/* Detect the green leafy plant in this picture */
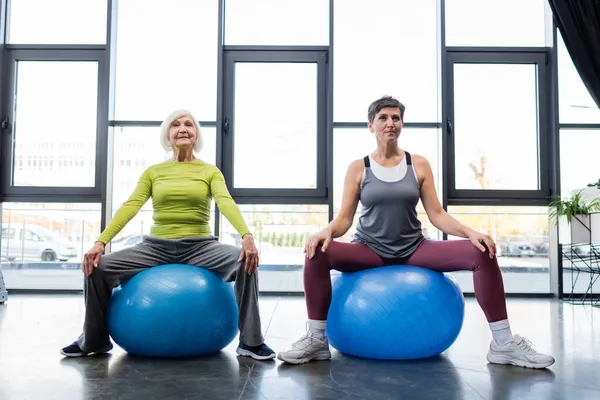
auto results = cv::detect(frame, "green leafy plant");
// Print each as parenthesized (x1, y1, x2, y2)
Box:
(549, 190, 600, 226)
(587, 178, 600, 189)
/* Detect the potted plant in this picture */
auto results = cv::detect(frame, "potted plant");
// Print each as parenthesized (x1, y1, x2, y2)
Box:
(550, 190, 600, 244)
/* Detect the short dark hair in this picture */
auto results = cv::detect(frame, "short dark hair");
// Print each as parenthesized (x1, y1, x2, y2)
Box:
(367, 96, 406, 123)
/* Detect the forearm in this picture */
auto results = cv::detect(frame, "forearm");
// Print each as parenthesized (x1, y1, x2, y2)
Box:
(326, 216, 353, 239)
(217, 200, 251, 237)
(430, 211, 476, 238)
(97, 202, 145, 244)
(97, 172, 151, 244)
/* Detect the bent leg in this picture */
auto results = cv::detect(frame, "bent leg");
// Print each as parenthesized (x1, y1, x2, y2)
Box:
(405, 239, 508, 322)
(179, 237, 263, 347)
(277, 241, 383, 364)
(76, 236, 175, 352)
(304, 241, 384, 320)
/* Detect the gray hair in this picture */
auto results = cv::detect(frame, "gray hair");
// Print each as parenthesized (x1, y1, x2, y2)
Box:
(159, 109, 203, 152)
(367, 96, 406, 123)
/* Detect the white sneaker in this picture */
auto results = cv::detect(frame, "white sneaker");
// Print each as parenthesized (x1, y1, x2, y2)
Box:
(486, 334, 555, 369)
(277, 334, 332, 365)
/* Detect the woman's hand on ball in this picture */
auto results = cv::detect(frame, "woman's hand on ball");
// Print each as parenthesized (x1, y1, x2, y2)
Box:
(82, 242, 105, 277)
(305, 229, 332, 259)
(239, 234, 259, 274)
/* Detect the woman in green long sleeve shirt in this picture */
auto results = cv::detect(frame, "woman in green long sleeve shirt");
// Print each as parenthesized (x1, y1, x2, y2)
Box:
(60, 110, 276, 361)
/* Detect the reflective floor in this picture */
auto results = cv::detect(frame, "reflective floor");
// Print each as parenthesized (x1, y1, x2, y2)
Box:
(0, 294, 599, 399)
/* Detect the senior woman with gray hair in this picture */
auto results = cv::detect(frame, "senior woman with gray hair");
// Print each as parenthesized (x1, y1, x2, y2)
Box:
(60, 110, 275, 360)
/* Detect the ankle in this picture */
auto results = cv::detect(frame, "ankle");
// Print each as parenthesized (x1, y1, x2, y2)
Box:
(307, 319, 327, 338)
(489, 319, 513, 346)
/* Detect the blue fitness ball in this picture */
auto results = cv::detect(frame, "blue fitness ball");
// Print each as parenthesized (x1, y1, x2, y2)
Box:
(327, 265, 465, 360)
(107, 264, 239, 358)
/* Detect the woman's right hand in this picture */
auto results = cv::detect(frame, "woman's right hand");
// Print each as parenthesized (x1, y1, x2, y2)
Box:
(304, 229, 332, 259)
(82, 242, 105, 277)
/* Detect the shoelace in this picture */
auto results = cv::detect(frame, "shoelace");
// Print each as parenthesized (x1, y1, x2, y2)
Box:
(292, 334, 322, 348)
(515, 336, 536, 353)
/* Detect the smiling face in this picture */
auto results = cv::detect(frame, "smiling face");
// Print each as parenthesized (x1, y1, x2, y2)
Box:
(368, 107, 403, 144)
(168, 115, 197, 150)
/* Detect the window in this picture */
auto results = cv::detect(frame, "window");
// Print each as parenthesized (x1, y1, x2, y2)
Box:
(8, 0, 107, 44)
(558, 130, 600, 246)
(557, 32, 600, 124)
(333, 128, 442, 241)
(453, 63, 539, 190)
(231, 63, 318, 189)
(559, 130, 600, 198)
(219, 204, 329, 292)
(333, 0, 439, 123)
(114, 0, 218, 121)
(445, 0, 547, 47)
(10, 61, 99, 187)
(225, 0, 329, 45)
(447, 206, 549, 293)
(222, 51, 327, 199)
(1, 202, 101, 290)
(446, 53, 549, 199)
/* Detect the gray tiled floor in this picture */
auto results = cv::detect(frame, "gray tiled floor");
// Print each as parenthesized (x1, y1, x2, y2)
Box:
(1, 294, 599, 399)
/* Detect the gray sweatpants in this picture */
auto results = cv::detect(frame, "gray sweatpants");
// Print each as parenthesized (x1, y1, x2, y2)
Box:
(76, 235, 264, 352)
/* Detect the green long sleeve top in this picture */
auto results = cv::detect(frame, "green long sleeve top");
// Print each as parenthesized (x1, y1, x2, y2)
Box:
(97, 159, 250, 244)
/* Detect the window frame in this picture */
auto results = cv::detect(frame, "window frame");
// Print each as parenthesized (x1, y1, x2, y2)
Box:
(0, 48, 108, 202)
(444, 50, 551, 204)
(221, 48, 329, 204)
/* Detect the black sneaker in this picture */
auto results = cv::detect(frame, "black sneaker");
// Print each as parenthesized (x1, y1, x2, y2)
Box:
(236, 342, 276, 360)
(60, 341, 113, 358)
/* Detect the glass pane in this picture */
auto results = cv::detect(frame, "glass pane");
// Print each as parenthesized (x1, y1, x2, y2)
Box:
(110, 126, 217, 246)
(8, 0, 107, 44)
(558, 32, 600, 124)
(558, 130, 600, 247)
(333, 128, 442, 240)
(219, 204, 329, 292)
(1, 202, 101, 290)
(115, 0, 218, 121)
(445, 0, 547, 46)
(559, 130, 600, 198)
(225, 0, 328, 45)
(333, 0, 439, 122)
(12, 62, 98, 187)
(233, 63, 318, 189)
(447, 206, 550, 294)
(453, 64, 539, 190)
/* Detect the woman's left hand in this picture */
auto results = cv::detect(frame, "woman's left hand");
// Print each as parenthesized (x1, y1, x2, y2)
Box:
(239, 234, 259, 274)
(468, 231, 497, 259)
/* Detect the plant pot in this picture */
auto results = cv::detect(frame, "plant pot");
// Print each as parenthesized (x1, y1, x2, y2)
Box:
(569, 213, 600, 244)
(593, 212, 600, 244)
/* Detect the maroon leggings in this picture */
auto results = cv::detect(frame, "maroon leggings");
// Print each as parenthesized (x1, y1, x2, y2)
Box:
(304, 239, 508, 323)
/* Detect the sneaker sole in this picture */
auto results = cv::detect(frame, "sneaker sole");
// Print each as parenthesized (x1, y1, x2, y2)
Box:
(487, 353, 555, 369)
(277, 350, 332, 365)
(236, 348, 276, 361)
(60, 343, 113, 358)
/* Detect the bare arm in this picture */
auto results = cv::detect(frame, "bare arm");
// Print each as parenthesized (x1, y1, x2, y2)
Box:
(326, 159, 363, 238)
(414, 155, 476, 238)
(305, 160, 362, 258)
(414, 154, 496, 256)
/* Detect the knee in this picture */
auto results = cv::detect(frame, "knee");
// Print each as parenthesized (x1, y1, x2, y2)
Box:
(472, 247, 499, 271)
(89, 254, 112, 281)
(95, 254, 110, 274)
(304, 248, 328, 270)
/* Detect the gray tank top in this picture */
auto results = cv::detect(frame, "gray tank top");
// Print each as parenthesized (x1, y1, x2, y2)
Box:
(352, 151, 425, 259)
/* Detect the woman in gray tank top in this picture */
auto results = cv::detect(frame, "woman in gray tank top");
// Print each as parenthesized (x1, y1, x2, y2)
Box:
(277, 96, 554, 370)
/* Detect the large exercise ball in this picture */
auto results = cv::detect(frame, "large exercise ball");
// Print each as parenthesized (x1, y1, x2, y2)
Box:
(327, 265, 464, 360)
(107, 264, 239, 358)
